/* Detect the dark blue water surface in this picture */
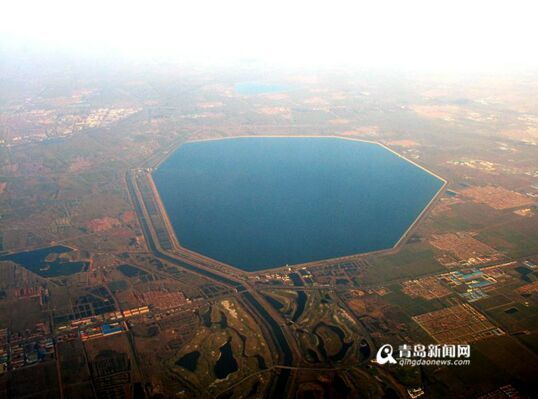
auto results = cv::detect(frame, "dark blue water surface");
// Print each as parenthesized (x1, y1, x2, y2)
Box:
(0, 245, 88, 277)
(153, 137, 443, 271)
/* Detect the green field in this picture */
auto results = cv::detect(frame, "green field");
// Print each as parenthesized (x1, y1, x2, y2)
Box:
(365, 243, 444, 284)
(478, 218, 538, 258)
(383, 284, 450, 316)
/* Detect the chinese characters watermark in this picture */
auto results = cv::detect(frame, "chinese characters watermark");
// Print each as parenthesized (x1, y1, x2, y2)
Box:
(376, 343, 471, 367)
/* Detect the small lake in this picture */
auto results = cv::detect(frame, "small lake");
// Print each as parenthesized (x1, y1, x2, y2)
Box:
(292, 291, 307, 322)
(214, 339, 238, 379)
(176, 351, 200, 372)
(153, 137, 444, 271)
(0, 245, 88, 277)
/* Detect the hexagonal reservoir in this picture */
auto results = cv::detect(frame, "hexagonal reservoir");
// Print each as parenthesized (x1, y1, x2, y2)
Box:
(152, 137, 445, 271)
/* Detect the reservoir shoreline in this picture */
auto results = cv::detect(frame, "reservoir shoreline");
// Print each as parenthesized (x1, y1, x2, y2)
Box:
(147, 135, 447, 274)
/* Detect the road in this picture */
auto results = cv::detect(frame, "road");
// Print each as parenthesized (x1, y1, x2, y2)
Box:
(125, 171, 297, 394)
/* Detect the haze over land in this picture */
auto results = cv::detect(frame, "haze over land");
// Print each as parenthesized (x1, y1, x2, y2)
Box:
(2, 0, 538, 70)
(0, 1, 538, 399)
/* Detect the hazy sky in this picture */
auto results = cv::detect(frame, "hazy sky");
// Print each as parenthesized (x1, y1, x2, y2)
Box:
(1, 0, 537, 69)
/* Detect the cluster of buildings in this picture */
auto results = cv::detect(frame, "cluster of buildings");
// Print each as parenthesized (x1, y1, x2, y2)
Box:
(137, 290, 191, 311)
(13, 286, 49, 306)
(440, 268, 497, 302)
(0, 324, 54, 373)
(80, 322, 126, 341)
(2, 107, 140, 147)
(251, 270, 296, 285)
(56, 306, 150, 343)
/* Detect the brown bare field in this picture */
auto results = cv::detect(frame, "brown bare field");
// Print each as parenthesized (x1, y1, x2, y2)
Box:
(513, 208, 535, 217)
(68, 157, 92, 173)
(499, 127, 538, 144)
(120, 210, 136, 224)
(257, 107, 291, 117)
(517, 281, 538, 295)
(431, 196, 465, 215)
(87, 217, 122, 232)
(345, 294, 423, 347)
(402, 277, 452, 300)
(138, 290, 189, 310)
(460, 186, 535, 210)
(386, 139, 420, 148)
(341, 126, 378, 136)
(412, 105, 461, 121)
(413, 304, 502, 343)
(430, 232, 499, 262)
